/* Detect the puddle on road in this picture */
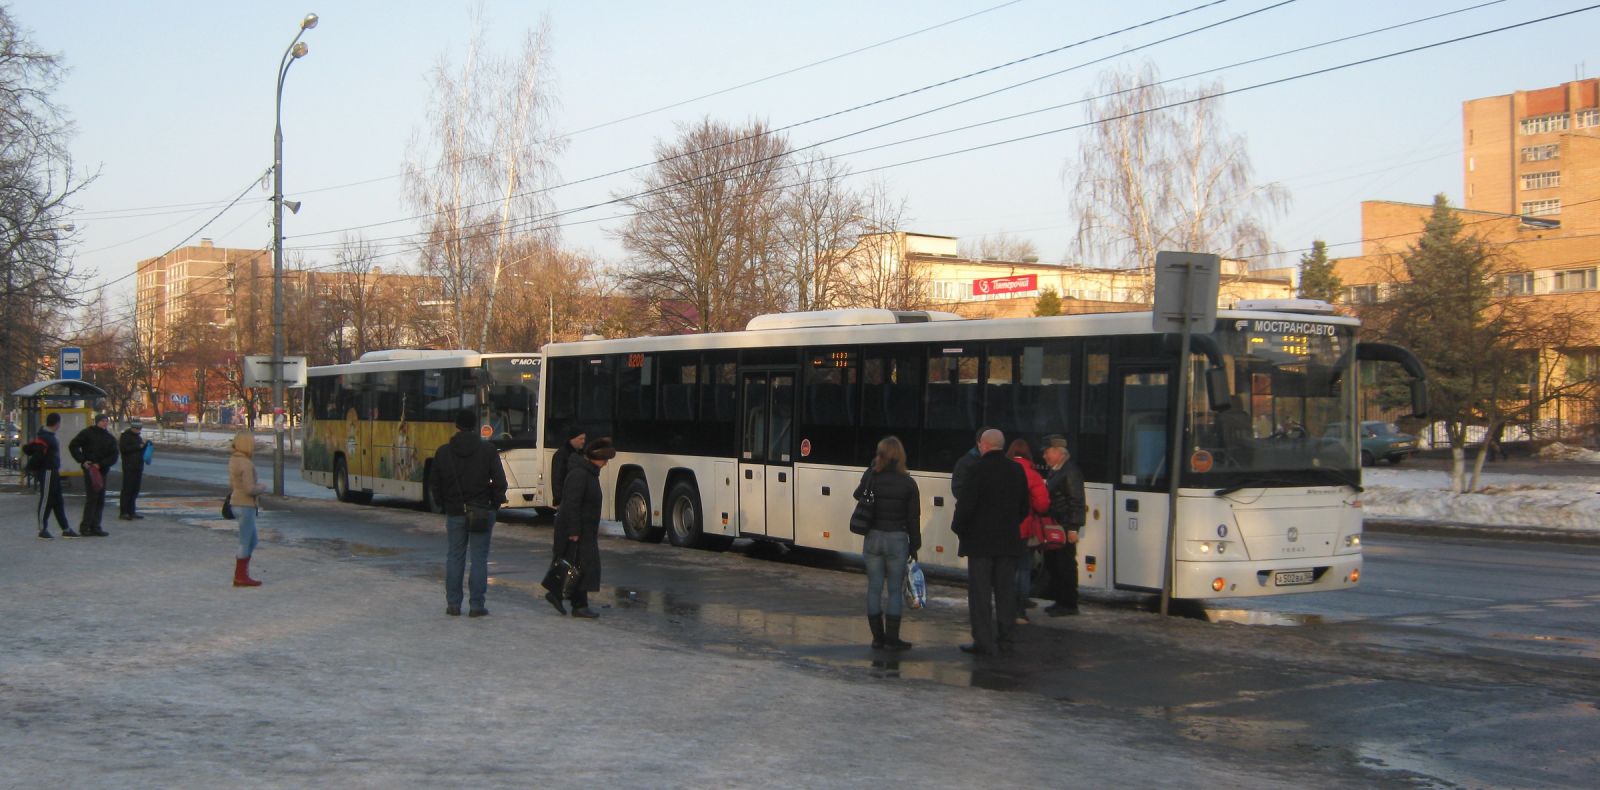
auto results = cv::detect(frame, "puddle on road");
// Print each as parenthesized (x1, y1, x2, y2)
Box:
(1202, 609, 1327, 627)
(294, 537, 405, 558)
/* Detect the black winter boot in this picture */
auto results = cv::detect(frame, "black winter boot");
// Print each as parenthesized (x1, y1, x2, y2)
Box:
(867, 613, 886, 649)
(884, 615, 913, 651)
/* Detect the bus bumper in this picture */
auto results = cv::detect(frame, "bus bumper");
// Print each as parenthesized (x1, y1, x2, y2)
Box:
(505, 487, 545, 508)
(1173, 554, 1362, 599)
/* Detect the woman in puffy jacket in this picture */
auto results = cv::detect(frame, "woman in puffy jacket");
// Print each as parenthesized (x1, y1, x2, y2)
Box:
(1008, 438, 1051, 623)
(853, 435, 921, 651)
(228, 431, 267, 587)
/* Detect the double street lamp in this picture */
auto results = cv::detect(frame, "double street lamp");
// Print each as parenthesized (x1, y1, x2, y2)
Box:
(271, 12, 317, 496)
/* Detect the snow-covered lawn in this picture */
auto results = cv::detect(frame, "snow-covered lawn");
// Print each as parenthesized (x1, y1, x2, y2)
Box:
(1362, 465, 1600, 534)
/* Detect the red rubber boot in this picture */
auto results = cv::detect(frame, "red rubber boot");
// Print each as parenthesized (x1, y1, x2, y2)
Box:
(233, 557, 262, 587)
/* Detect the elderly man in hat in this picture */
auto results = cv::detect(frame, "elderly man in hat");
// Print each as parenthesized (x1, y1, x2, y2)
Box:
(68, 413, 119, 537)
(118, 419, 152, 520)
(1041, 434, 1087, 616)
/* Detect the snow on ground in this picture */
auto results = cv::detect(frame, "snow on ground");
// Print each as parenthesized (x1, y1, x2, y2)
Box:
(1362, 466, 1600, 534)
(140, 426, 287, 454)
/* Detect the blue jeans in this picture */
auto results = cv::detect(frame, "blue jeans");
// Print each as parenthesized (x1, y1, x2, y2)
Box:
(445, 512, 496, 609)
(237, 506, 258, 558)
(863, 529, 910, 617)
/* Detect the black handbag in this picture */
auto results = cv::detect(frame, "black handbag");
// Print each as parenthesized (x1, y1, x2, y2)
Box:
(849, 470, 876, 535)
(541, 542, 581, 597)
(221, 493, 235, 520)
(455, 464, 492, 533)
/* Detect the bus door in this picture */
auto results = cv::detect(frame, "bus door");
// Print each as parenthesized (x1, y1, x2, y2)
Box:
(737, 370, 797, 541)
(1113, 366, 1171, 591)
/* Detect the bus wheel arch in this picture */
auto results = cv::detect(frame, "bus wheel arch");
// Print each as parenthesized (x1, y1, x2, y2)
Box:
(618, 470, 663, 543)
(333, 454, 372, 504)
(420, 460, 444, 514)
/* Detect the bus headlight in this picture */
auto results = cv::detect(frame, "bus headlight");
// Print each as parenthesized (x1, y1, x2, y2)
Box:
(1344, 534, 1361, 548)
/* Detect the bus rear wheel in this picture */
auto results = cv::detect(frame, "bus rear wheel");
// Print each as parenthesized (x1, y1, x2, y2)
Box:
(421, 462, 444, 513)
(620, 477, 664, 543)
(334, 456, 372, 504)
(666, 481, 705, 548)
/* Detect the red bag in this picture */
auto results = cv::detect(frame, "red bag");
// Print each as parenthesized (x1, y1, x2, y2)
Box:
(1039, 523, 1068, 550)
(86, 464, 104, 492)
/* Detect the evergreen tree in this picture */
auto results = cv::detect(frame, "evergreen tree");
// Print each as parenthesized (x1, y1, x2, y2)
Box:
(1296, 240, 1341, 302)
(1033, 287, 1062, 317)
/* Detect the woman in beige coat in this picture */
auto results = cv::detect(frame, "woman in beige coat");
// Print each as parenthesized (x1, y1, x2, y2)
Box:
(229, 431, 267, 587)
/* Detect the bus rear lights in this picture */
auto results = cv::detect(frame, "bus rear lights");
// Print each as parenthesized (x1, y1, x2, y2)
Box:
(1212, 577, 1227, 592)
(1348, 569, 1360, 583)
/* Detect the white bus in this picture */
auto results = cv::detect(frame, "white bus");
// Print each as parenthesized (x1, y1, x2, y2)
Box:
(537, 303, 1426, 599)
(302, 350, 545, 511)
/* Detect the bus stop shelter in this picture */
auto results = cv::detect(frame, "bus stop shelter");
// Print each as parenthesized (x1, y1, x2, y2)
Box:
(11, 379, 107, 478)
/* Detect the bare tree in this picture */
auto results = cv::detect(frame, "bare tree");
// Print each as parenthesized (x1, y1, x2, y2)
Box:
(776, 151, 864, 312)
(618, 117, 792, 333)
(1067, 63, 1287, 296)
(958, 232, 1038, 262)
(405, 8, 562, 351)
(842, 183, 929, 311)
(0, 7, 93, 420)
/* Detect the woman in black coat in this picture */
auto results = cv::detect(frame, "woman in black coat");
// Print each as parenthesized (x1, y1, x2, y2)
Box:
(853, 435, 921, 651)
(547, 437, 615, 618)
(549, 426, 587, 507)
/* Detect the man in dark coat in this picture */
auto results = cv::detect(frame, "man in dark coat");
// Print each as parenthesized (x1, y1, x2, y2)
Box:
(33, 413, 75, 539)
(548, 437, 615, 619)
(548, 426, 586, 507)
(951, 428, 1029, 656)
(431, 409, 508, 618)
(1042, 434, 1088, 616)
(68, 413, 118, 537)
(118, 419, 151, 520)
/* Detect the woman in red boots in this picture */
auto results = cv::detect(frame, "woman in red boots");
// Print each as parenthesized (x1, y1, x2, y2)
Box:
(228, 431, 266, 587)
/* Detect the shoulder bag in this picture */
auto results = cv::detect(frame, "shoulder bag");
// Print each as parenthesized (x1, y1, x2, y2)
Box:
(848, 470, 876, 535)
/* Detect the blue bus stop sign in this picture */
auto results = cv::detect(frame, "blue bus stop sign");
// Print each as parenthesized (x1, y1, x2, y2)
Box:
(60, 347, 82, 380)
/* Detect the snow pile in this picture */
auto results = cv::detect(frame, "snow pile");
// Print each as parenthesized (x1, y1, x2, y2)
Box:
(1537, 441, 1600, 462)
(1361, 467, 1600, 534)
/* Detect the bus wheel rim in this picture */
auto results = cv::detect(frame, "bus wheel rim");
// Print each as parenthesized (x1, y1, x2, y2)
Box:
(626, 493, 647, 531)
(673, 496, 695, 538)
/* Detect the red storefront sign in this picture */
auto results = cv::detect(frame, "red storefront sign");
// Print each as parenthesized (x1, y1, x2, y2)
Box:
(971, 274, 1037, 296)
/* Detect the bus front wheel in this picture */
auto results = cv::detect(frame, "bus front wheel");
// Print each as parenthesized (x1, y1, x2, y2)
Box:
(620, 477, 664, 543)
(666, 481, 705, 548)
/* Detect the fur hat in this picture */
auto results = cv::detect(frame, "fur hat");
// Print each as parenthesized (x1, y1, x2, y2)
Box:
(584, 437, 616, 461)
(1043, 434, 1069, 450)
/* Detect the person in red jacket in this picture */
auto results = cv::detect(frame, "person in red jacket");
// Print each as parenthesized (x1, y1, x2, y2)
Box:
(1007, 439, 1051, 623)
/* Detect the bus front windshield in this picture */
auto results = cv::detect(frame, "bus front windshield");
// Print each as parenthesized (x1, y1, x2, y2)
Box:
(481, 357, 541, 448)
(1186, 319, 1359, 487)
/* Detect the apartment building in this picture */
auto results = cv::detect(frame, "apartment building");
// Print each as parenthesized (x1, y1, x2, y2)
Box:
(1463, 77, 1600, 229)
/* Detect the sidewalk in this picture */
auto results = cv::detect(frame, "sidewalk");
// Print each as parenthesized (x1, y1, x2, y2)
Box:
(0, 489, 1303, 789)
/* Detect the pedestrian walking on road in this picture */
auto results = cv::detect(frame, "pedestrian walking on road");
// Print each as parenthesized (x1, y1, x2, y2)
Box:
(1008, 438, 1051, 623)
(548, 437, 614, 619)
(32, 413, 75, 539)
(951, 428, 1029, 657)
(68, 413, 117, 537)
(549, 425, 586, 507)
(853, 435, 921, 651)
(1042, 435, 1087, 617)
(228, 431, 267, 587)
(431, 409, 509, 618)
(118, 419, 151, 520)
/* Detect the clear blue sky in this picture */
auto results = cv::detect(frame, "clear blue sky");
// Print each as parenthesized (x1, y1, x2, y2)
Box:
(13, 0, 1599, 306)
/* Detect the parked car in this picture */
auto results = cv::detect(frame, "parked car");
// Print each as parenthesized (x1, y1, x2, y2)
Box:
(1325, 420, 1418, 466)
(159, 411, 190, 429)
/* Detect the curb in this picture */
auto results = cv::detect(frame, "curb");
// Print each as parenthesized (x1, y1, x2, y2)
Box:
(1364, 518, 1600, 546)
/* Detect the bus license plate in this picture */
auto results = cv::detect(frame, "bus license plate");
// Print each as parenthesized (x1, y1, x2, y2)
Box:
(1274, 570, 1315, 586)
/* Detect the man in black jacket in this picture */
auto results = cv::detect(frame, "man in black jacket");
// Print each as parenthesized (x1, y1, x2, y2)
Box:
(118, 419, 151, 519)
(951, 428, 1029, 656)
(1042, 435, 1088, 616)
(431, 410, 508, 618)
(68, 414, 118, 537)
(33, 413, 75, 539)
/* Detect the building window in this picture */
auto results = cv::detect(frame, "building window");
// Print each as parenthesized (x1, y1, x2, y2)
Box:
(1521, 171, 1561, 190)
(1346, 284, 1378, 305)
(1499, 272, 1534, 296)
(1521, 199, 1561, 217)
(1551, 268, 1596, 293)
(1563, 348, 1600, 384)
(1577, 108, 1599, 129)
(1520, 113, 1570, 135)
(1521, 143, 1560, 162)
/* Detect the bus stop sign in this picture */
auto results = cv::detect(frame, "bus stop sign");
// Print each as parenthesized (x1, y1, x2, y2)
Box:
(60, 347, 82, 380)
(1152, 251, 1220, 334)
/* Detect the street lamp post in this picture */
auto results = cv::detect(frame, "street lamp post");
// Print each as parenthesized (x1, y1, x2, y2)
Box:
(272, 12, 317, 496)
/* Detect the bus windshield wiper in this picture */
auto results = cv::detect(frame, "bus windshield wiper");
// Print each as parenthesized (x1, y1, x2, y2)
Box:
(1213, 478, 1286, 497)
(1309, 468, 1363, 492)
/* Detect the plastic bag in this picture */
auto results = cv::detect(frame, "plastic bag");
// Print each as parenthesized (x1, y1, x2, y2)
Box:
(142, 441, 154, 466)
(903, 555, 927, 610)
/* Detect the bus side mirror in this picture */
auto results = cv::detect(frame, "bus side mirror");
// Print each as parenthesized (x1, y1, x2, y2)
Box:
(1206, 367, 1230, 412)
(1409, 381, 1428, 420)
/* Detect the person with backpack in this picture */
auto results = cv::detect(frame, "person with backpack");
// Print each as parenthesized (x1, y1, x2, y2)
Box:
(31, 413, 76, 539)
(68, 414, 118, 537)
